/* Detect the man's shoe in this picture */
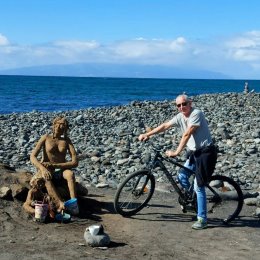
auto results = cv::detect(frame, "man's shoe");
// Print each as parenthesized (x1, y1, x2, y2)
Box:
(192, 217, 207, 230)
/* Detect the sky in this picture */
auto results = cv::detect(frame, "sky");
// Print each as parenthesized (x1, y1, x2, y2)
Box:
(1, 0, 260, 79)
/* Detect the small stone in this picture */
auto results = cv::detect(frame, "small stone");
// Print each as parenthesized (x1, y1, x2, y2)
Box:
(96, 183, 109, 188)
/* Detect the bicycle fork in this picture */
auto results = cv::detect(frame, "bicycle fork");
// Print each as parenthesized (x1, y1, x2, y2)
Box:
(133, 172, 151, 196)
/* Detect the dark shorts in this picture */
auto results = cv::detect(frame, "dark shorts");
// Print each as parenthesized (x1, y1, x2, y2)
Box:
(53, 170, 63, 180)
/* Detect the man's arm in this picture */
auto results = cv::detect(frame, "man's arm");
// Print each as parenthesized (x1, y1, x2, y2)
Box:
(139, 121, 173, 141)
(166, 125, 199, 157)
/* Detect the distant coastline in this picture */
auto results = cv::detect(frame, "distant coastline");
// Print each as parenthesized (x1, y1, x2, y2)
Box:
(0, 63, 231, 79)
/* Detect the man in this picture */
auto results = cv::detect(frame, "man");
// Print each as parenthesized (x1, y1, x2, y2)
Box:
(138, 94, 217, 230)
(30, 117, 78, 213)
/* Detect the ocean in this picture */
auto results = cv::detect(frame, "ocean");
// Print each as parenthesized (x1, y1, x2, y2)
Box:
(0, 75, 259, 114)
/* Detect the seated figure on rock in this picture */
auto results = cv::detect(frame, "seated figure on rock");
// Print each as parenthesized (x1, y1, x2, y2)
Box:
(30, 116, 78, 213)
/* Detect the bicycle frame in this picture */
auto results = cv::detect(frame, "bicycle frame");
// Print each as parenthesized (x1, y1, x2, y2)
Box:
(148, 148, 222, 202)
(145, 148, 196, 200)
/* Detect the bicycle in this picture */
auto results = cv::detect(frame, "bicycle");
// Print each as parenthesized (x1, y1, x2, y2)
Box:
(114, 141, 244, 224)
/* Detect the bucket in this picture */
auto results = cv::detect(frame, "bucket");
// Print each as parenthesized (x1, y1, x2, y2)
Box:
(34, 202, 48, 222)
(64, 198, 79, 215)
(55, 212, 71, 223)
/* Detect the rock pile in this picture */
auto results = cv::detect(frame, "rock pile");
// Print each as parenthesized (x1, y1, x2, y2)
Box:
(0, 92, 259, 194)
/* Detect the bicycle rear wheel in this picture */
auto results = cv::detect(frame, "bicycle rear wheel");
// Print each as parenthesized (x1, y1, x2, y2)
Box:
(206, 175, 244, 224)
(114, 169, 155, 217)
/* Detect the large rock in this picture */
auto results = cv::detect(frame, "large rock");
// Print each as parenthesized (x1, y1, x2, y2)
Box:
(0, 186, 12, 199)
(0, 164, 32, 201)
(0, 163, 87, 201)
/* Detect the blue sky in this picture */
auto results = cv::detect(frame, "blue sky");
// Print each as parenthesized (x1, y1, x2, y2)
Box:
(1, 0, 260, 79)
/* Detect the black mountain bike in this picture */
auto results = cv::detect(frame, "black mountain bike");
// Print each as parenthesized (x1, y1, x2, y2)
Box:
(114, 141, 244, 224)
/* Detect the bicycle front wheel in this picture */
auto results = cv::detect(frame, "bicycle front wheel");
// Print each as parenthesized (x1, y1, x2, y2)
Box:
(206, 175, 244, 224)
(114, 169, 155, 217)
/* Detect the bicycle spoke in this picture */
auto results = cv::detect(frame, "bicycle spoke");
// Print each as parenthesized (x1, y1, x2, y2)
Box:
(206, 175, 243, 223)
(118, 190, 144, 210)
(114, 170, 155, 216)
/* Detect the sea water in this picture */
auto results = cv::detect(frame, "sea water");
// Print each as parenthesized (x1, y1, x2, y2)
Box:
(0, 75, 259, 114)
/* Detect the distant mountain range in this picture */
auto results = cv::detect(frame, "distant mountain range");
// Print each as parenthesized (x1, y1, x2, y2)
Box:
(0, 63, 230, 79)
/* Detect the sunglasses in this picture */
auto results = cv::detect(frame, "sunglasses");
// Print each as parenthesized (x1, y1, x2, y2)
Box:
(176, 102, 188, 108)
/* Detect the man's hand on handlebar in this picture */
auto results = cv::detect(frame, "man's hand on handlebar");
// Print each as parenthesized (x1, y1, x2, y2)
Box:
(165, 150, 178, 157)
(138, 133, 149, 141)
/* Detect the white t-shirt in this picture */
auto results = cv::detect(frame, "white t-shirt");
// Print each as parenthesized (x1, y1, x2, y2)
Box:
(169, 108, 212, 151)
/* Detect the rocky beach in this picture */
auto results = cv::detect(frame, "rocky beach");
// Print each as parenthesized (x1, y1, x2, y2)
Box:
(0, 92, 259, 190)
(0, 92, 260, 260)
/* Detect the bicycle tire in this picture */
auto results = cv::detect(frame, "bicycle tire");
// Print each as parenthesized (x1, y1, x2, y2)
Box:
(206, 175, 244, 224)
(114, 169, 155, 217)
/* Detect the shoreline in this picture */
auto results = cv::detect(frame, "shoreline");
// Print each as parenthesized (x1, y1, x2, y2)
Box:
(0, 90, 259, 116)
(0, 92, 259, 190)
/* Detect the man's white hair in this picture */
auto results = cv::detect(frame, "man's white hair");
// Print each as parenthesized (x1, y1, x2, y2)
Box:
(176, 94, 191, 102)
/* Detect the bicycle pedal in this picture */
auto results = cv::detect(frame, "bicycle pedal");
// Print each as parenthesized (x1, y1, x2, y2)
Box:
(181, 205, 187, 213)
(181, 204, 196, 213)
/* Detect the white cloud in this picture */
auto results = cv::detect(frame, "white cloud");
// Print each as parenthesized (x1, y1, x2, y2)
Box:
(2, 31, 260, 78)
(226, 31, 260, 61)
(231, 49, 260, 61)
(0, 34, 9, 46)
(54, 40, 99, 50)
(111, 37, 188, 62)
(227, 38, 256, 48)
(169, 37, 187, 52)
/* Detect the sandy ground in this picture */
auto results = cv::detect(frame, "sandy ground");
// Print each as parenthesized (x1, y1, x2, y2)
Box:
(0, 186, 259, 260)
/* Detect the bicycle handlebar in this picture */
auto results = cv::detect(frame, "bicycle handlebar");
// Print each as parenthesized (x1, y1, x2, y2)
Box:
(140, 138, 179, 163)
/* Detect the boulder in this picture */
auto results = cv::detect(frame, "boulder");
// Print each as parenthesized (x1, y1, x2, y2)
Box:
(0, 164, 32, 201)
